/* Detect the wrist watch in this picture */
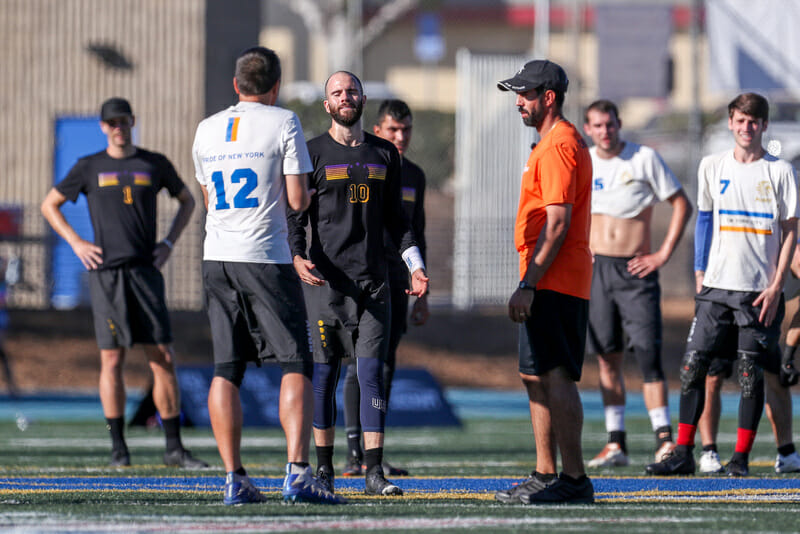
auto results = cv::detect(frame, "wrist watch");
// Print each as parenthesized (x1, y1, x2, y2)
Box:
(518, 280, 534, 291)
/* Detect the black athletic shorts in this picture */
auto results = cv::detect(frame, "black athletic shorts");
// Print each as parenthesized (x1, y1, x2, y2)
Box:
(519, 289, 589, 381)
(89, 263, 172, 349)
(202, 261, 312, 366)
(303, 277, 390, 364)
(688, 286, 784, 371)
(586, 255, 664, 382)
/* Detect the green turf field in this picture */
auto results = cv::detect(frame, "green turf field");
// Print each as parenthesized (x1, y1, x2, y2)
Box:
(2, 413, 800, 533)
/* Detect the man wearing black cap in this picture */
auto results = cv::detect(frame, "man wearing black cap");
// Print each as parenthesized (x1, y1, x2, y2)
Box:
(41, 97, 206, 469)
(494, 60, 594, 504)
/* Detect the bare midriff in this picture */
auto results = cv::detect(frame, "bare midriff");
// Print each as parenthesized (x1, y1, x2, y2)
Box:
(590, 207, 653, 257)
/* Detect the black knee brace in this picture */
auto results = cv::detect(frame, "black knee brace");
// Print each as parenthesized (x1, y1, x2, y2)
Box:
(737, 350, 764, 399)
(680, 350, 711, 394)
(214, 361, 248, 388)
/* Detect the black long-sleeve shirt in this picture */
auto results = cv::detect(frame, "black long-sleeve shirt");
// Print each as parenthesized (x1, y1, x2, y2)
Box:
(385, 157, 426, 283)
(287, 132, 416, 282)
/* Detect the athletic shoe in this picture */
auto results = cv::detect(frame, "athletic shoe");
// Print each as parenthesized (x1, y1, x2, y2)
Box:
(587, 442, 629, 468)
(724, 458, 749, 477)
(698, 450, 725, 474)
(645, 450, 696, 475)
(775, 452, 800, 473)
(520, 474, 594, 504)
(364, 465, 403, 496)
(223, 472, 267, 505)
(109, 448, 130, 467)
(316, 464, 335, 493)
(342, 455, 363, 477)
(495, 472, 556, 503)
(282, 464, 347, 504)
(163, 448, 209, 469)
(654, 441, 676, 463)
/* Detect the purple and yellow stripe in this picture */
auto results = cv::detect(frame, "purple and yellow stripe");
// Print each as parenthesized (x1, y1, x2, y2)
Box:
(97, 173, 119, 187)
(225, 117, 240, 142)
(402, 187, 416, 202)
(367, 164, 386, 181)
(324, 164, 350, 181)
(133, 173, 151, 186)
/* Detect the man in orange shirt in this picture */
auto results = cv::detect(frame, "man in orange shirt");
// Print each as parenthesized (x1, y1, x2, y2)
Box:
(494, 60, 594, 504)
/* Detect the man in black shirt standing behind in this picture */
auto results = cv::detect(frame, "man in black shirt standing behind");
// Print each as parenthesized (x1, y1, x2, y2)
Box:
(289, 72, 428, 497)
(41, 97, 206, 469)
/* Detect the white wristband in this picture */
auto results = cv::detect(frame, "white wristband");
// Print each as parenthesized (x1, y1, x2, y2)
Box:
(401, 246, 426, 274)
(162, 238, 174, 250)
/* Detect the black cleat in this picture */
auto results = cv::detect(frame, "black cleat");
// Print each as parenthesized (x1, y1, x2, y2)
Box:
(520, 474, 594, 504)
(495, 472, 555, 503)
(725, 458, 749, 477)
(316, 464, 335, 493)
(645, 450, 696, 476)
(365, 465, 403, 496)
(342, 455, 363, 477)
(110, 448, 130, 467)
(163, 448, 209, 468)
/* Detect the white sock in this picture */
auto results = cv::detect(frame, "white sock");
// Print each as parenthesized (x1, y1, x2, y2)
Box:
(648, 406, 671, 431)
(604, 405, 626, 433)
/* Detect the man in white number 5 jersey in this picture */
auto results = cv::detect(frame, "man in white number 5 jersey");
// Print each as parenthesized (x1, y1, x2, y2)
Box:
(192, 46, 344, 505)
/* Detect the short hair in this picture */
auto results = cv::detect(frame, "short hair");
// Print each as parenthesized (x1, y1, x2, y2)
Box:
(551, 88, 566, 111)
(323, 71, 363, 97)
(728, 92, 769, 122)
(235, 47, 281, 96)
(584, 99, 620, 123)
(376, 99, 412, 125)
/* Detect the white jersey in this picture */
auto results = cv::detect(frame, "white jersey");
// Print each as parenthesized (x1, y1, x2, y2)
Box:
(192, 101, 312, 263)
(698, 149, 799, 292)
(590, 142, 682, 218)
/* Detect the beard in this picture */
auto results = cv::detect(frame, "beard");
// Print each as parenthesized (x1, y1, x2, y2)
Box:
(330, 100, 364, 127)
(520, 106, 545, 128)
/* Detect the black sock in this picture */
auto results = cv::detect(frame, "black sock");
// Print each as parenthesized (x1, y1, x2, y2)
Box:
(675, 444, 693, 456)
(778, 443, 797, 457)
(655, 425, 673, 445)
(702, 444, 718, 453)
(364, 447, 383, 472)
(609, 430, 627, 453)
(731, 451, 749, 464)
(235, 467, 247, 476)
(106, 417, 127, 452)
(316, 445, 334, 470)
(161, 416, 183, 452)
(347, 431, 363, 461)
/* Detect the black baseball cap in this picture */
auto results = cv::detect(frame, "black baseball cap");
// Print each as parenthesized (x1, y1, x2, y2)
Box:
(497, 60, 569, 93)
(100, 97, 133, 121)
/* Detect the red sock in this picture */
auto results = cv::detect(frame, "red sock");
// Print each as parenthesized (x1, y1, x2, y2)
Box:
(734, 428, 757, 454)
(676, 423, 696, 447)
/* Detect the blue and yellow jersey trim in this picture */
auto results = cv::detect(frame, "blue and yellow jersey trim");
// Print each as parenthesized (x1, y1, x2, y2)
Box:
(97, 173, 119, 187)
(225, 117, 240, 142)
(133, 173, 151, 186)
(718, 209, 774, 235)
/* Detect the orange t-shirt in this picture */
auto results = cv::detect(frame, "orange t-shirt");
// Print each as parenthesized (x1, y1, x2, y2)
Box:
(514, 120, 593, 299)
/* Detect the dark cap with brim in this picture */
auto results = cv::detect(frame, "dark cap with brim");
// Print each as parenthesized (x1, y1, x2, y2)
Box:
(497, 60, 569, 93)
(100, 97, 133, 121)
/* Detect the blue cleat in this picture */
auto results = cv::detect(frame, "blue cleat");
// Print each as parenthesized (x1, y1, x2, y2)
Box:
(223, 472, 267, 505)
(282, 464, 347, 505)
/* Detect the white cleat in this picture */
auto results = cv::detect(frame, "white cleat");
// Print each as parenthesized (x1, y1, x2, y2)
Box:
(587, 442, 629, 468)
(698, 450, 725, 474)
(775, 451, 800, 473)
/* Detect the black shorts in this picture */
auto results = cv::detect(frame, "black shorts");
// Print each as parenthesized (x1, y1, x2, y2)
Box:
(203, 261, 312, 367)
(303, 278, 390, 364)
(519, 289, 588, 381)
(688, 287, 784, 369)
(89, 263, 172, 349)
(587, 255, 664, 382)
